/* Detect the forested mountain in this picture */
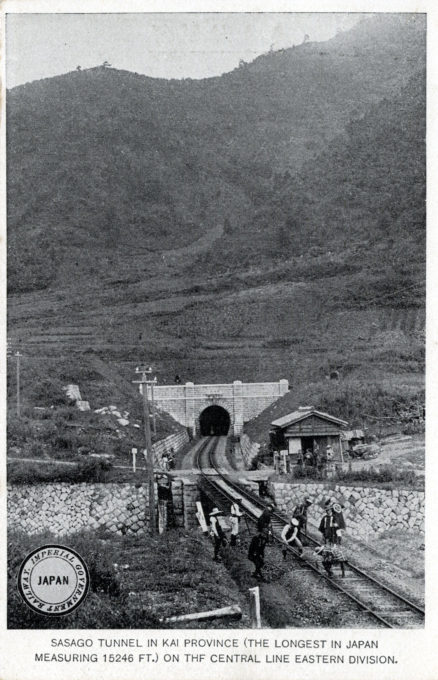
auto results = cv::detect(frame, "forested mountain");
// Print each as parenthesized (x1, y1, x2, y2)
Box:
(7, 13, 425, 293)
(207, 68, 425, 295)
(271, 71, 425, 255)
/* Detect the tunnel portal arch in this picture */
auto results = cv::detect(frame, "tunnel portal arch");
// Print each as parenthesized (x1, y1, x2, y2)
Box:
(199, 405, 231, 436)
(141, 379, 289, 436)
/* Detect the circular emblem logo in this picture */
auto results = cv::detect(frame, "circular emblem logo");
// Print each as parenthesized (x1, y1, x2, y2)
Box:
(18, 545, 89, 616)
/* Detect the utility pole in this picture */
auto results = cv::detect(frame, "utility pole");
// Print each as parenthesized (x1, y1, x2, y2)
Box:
(16, 352, 21, 418)
(151, 376, 157, 434)
(133, 366, 157, 535)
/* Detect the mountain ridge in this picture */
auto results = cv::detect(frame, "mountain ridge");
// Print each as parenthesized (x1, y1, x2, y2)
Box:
(7, 13, 425, 292)
(6, 15, 425, 417)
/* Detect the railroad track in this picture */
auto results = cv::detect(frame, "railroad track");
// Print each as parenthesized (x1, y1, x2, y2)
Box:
(195, 436, 425, 629)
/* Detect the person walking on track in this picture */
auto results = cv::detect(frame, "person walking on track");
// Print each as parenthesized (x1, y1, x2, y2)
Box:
(319, 506, 338, 544)
(230, 498, 244, 546)
(314, 543, 346, 577)
(210, 508, 227, 562)
(331, 502, 346, 544)
(281, 518, 304, 559)
(248, 529, 268, 581)
(257, 503, 275, 542)
(293, 497, 312, 534)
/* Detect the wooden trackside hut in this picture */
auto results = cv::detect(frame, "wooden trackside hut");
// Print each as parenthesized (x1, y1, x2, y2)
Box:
(270, 406, 348, 463)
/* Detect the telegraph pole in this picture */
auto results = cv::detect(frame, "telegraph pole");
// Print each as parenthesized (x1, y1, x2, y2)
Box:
(133, 366, 157, 535)
(15, 352, 21, 418)
(150, 376, 157, 434)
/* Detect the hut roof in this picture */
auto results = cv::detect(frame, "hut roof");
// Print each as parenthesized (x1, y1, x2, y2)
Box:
(271, 406, 348, 430)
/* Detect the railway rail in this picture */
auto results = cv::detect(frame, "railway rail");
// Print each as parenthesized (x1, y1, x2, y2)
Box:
(195, 436, 424, 629)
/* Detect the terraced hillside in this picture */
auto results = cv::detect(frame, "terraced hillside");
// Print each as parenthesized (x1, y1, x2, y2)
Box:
(7, 14, 425, 435)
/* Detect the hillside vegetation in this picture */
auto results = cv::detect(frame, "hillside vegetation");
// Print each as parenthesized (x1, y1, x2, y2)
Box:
(204, 70, 425, 291)
(8, 14, 425, 293)
(7, 14, 425, 434)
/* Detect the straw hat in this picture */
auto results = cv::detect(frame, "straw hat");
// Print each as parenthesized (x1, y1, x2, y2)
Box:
(210, 507, 223, 517)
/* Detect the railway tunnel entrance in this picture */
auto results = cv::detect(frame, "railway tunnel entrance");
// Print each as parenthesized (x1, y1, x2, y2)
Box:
(199, 405, 231, 436)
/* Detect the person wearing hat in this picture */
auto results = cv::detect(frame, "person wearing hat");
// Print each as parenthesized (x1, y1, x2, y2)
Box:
(325, 444, 335, 476)
(230, 499, 244, 546)
(248, 529, 268, 580)
(281, 517, 304, 559)
(314, 543, 346, 577)
(319, 506, 338, 544)
(304, 448, 314, 467)
(293, 497, 312, 534)
(273, 449, 280, 475)
(168, 448, 175, 470)
(331, 502, 346, 544)
(257, 503, 275, 540)
(210, 508, 227, 561)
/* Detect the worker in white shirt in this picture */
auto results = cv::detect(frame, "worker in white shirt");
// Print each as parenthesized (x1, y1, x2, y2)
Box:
(230, 498, 244, 546)
(281, 518, 304, 560)
(210, 508, 227, 561)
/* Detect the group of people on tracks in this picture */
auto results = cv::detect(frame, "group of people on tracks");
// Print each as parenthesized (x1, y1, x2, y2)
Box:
(208, 494, 347, 581)
(209, 498, 246, 561)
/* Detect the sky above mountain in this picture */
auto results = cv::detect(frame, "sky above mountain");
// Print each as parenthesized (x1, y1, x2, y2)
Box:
(6, 12, 362, 87)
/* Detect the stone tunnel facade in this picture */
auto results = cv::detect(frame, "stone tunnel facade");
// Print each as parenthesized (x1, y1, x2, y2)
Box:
(141, 380, 289, 436)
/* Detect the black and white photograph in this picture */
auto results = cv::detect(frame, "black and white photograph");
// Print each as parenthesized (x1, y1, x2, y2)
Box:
(4, 4, 427, 653)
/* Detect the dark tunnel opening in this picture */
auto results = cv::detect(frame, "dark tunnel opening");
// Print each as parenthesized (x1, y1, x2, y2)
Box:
(199, 405, 231, 436)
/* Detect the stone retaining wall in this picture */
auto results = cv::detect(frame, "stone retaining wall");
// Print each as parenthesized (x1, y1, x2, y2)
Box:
(171, 479, 184, 528)
(239, 434, 260, 468)
(153, 430, 189, 469)
(270, 481, 424, 539)
(182, 480, 201, 530)
(7, 479, 194, 537)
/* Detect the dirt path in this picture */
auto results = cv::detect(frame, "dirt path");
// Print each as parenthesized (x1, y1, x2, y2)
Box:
(218, 529, 384, 628)
(180, 439, 206, 470)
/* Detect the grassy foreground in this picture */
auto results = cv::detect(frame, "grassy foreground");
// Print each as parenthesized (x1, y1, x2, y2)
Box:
(8, 529, 250, 629)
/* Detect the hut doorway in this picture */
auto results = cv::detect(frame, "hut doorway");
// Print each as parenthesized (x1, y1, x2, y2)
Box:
(301, 436, 314, 454)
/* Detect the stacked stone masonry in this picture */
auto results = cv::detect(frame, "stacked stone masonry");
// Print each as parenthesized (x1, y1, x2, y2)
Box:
(270, 482, 424, 539)
(239, 434, 260, 468)
(182, 480, 201, 529)
(153, 430, 189, 470)
(8, 481, 191, 537)
(171, 479, 184, 528)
